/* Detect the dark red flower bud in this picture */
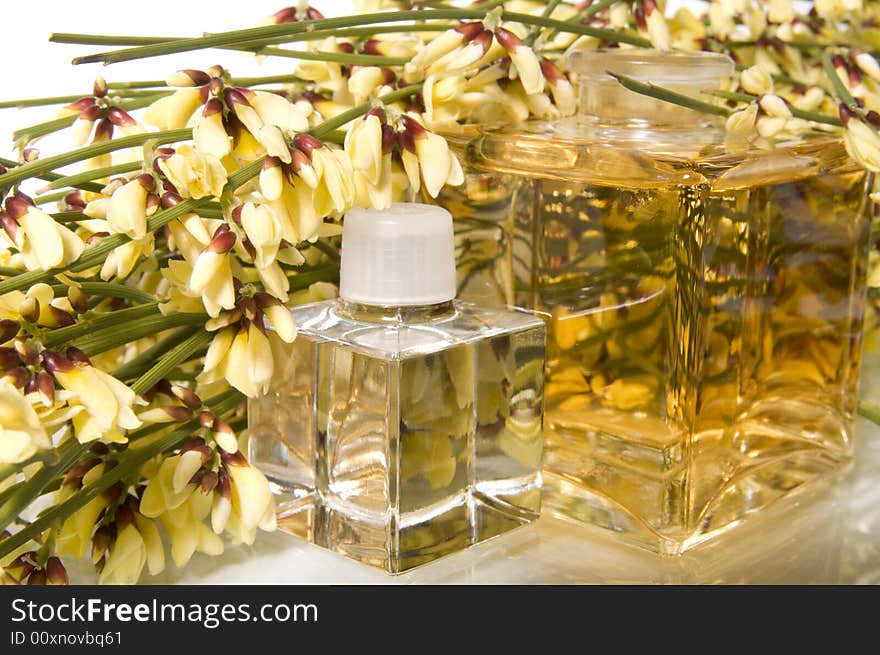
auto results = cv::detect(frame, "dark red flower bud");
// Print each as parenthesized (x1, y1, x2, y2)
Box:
(104, 110, 133, 132)
(42, 351, 75, 375)
(66, 346, 91, 366)
(161, 191, 183, 208)
(0, 319, 18, 344)
(207, 223, 236, 254)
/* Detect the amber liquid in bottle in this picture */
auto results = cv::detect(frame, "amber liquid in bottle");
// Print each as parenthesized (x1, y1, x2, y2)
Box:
(434, 51, 872, 553)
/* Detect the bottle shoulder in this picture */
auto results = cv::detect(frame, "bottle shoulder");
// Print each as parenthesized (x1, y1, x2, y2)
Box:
(290, 299, 545, 359)
(464, 120, 858, 189)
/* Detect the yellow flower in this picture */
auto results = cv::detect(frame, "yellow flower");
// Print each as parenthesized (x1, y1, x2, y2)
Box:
(106, 175, 153, 240)
(193, 99, 231, 160)
(43, 352, 143, 441)
(143, 87, 204, 130)
(399, 116, 464, 198)
(843, 111, 880, 172)
(157, 145, 227, 199)
(495, 27, 545, 95)
(0, 382, 48, 463)
(741, 65, 774, 95)
(189, 224, 237, 317)
(3, 197, 84, 272)
(99, 524, 146, 585)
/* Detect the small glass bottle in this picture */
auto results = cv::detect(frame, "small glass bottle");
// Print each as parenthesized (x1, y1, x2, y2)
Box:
(248, 203, 546, 572)
(434, 50, 873, 554)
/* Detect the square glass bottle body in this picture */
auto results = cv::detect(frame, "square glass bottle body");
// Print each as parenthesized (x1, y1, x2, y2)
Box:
(435, 126, 872, 554)
(248, 299, 545, 572)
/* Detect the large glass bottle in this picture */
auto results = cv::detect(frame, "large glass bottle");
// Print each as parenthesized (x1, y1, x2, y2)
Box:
(436, 50, 872, 554)
(248, 203, 546, 572)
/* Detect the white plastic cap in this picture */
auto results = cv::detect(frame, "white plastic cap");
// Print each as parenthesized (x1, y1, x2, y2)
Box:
(339, 203, 456, 306)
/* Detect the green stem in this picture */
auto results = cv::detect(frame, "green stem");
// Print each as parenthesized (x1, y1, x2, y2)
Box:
(287, 263, 340, 290)
(609, 73, 731, 117)
(42, 302, 160, 349)
(0, 156, 102, 193)
(112, 324, 203, 381)
(858, 402, 880, 426)
(712, 89, 843, 127)
(131, 329, 212, 395)
(44, 161, 143, 190)
(50, 281, 155, 305)
(525, 0, 563, 46)
(75, 312, 206, 356)
(0, 89, 169, 109)
(54, 23, 461, 53)
(0, 128, 191, 190)
(71, 8, 648, 66)
(0, 440, 89, 534)
(34, 190, 70, 206)
(0, 390, 242, 559)
(821, 50, 864, 118)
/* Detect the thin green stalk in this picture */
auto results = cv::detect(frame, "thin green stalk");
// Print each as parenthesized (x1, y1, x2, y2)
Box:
(0, 440, 89, 533)
(71, 8, 649, 66)
(0, 94, 95, 109)
(0, 128, 191, 190)
(0, 89, 172, 109)
(609, 72, 732, 117)
(308, 238, 340, 261)
(34, 190, 70, 206)
(131, 329, 212, 395)
(42, 302, 160, 348)
(712, 89, 843, 127)
(821, 49, 864, 118)
(526, 0, 563, 46)
(0, 156, 102, 193)
(54, 23, 460, 52)
(44, 161, 143, 190)
(287, 263, 340, 290)
(50, 281, 155, 305)
(0, 389, 242, 559)
(75, 312, 206, 356)
(112, 324, 203, 381)
(859, 402, 880, 426)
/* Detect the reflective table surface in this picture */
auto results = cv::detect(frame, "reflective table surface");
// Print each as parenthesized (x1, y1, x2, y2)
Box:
(70, 418, 880, 585)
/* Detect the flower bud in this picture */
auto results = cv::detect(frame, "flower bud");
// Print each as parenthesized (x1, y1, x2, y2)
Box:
(19, 297, 40, 324)
(170, 384, 201, 409)
(3, 366, 30, 389)
(0, 319, 19, 344)
(26, 370, 55, 405)
(68, 287, 89, 314)
(161, 191, 184, 209)
(66, 346, 91, 366)
(207, 223, 236, 254)
(42, 350, 75, 375)
(0, 347, 21, 372)
(200, 410, 216, 430)
(93, 76, 108, 98)
(167, 69, 211, 87)
(14, 338, 38, 365)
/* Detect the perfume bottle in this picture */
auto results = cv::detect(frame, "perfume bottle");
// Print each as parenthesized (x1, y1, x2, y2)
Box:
(434, 50, 872, 554)
(248, 203, 546, 572)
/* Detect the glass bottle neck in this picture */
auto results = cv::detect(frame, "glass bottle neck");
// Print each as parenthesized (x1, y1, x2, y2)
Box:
(335, 299, 456, 324)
